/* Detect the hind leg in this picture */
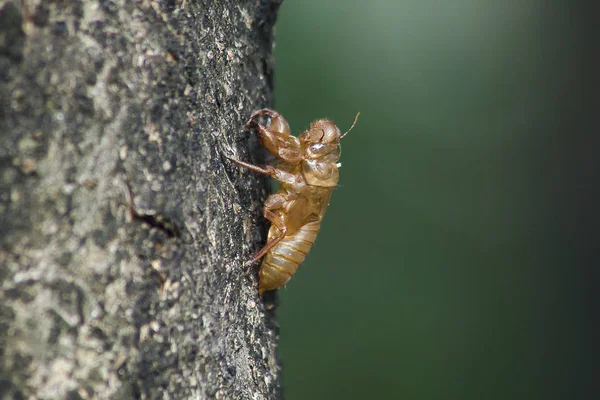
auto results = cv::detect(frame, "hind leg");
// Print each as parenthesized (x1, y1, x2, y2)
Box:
(245, 193, 291, 266)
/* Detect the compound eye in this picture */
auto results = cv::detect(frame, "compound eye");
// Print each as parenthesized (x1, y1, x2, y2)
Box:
(310, 143, 325, 153)
(307, 143, 340, 160)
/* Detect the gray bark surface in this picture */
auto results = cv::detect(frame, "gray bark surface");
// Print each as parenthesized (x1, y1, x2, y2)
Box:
(0, 0, 283, 398)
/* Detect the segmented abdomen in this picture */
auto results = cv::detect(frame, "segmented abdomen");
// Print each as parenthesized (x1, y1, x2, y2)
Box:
(258, 220, 321, 294)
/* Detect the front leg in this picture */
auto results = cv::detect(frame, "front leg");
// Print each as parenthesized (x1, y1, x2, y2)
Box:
(247, 109, 291, 136)
(246, 109, 302, 164)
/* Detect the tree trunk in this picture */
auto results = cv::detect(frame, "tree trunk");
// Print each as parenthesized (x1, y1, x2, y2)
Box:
(0, 0, 282, 398)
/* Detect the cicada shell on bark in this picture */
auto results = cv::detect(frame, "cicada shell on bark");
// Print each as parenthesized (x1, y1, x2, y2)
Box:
(225, 109, 358, 294)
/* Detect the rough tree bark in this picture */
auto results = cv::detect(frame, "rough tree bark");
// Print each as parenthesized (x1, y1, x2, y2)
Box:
(0, 0, 283, 398)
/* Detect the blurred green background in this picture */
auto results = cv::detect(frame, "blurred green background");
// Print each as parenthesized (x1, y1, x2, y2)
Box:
(271, 1, 591, 399)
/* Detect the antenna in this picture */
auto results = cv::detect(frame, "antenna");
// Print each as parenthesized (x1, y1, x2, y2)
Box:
(341, 112, 360, 139)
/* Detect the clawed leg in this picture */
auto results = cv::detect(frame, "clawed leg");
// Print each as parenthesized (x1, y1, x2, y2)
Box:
(245, 212, 286, 266)
(246, 109, 302, 164)
(245, 194, 288, 266)
(246, 109, 290, 136)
